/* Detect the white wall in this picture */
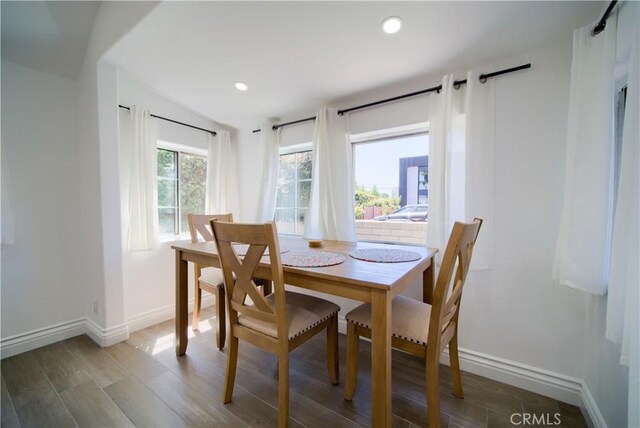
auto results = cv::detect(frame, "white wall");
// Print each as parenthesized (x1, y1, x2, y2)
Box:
(236, 39, 632, 421)
(75, 1, 159, 345)
(117, 71, 223, 329)
(1, 60, 85, 338)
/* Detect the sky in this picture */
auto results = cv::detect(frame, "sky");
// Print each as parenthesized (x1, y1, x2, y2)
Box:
(354, 134, 428, 196)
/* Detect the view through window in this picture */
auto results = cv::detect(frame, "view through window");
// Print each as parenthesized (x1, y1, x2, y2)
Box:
(275, 150, 312, 235)
(157, 148, 207, 235)
(353, 133, 428, 244)
(354, 133, 428, 219)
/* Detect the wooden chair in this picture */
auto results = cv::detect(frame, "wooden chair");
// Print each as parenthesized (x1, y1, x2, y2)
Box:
(187, 213, 234, 349)
(344, 218, 483, 428)
(210, 220, 340, 428)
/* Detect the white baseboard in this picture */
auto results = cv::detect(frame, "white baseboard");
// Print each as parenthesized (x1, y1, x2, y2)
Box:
(340, 314, 599, 427)
(440, 347, 583, 406)
(126, 294, 216, 334)
(84, 318, 130, 347)
(0, 296, 218, 360)
(0, 318, 86, 359)
(580, 381, 607, 428)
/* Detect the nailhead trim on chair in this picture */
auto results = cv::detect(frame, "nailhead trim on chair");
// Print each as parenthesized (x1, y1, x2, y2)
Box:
(290, 310, 339, 340)
(345, 318, 428, 346)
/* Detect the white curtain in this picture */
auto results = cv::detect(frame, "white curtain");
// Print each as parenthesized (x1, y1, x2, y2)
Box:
(126, 106, 158, 251)
(605, 7, 639, 425)
(427, 75, 468, 260)
(256, 124, 280, 222)
(206, 130, 239, 216)
(465, 70, 495, 269)
(552, 18, 617, 295)
(304, 107, 356, 242)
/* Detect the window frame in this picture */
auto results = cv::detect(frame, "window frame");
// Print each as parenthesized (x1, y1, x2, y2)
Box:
(157, 141, 208, 239)
(275, 144, 313, 236)
(350, 125, 430, 246)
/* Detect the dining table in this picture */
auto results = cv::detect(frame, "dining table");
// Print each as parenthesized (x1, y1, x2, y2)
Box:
(172, 235, 438, 428)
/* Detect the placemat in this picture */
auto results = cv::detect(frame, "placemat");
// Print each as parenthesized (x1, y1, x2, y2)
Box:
(350, 248, 421, 263)
(281, 250, 346, 268)
(232, 244, 289, 257)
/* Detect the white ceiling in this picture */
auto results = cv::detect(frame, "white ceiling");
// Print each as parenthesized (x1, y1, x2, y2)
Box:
(103, 1, 603, 130)
(1, 1, 101, 80)
(2, 1, 605, 129)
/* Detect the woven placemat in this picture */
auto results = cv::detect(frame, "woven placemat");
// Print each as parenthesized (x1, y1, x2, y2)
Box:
(232, 244, 289, 257)
(281, 250, 346, 268)
(350, 248, 421, 263)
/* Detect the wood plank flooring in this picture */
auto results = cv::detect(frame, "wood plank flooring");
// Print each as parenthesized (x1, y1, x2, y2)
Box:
(1, 307, 587, 427)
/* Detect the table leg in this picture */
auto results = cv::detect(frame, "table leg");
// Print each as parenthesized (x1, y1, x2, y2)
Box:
(175, 250, 188, 356)
(423, 259, 435, 305)
(370, 289, 392, 427)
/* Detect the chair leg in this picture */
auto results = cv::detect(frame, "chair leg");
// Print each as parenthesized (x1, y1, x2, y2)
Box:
(215, 286, 226, 350)
(278, 355, 290, 428)
(262, 279, 273, 296)
(223, 335, 238, 403)
(426, 349, 441, 428)
(344, 322, 359, 401)
(449, 333, 464, 398)
(327, 316, 339, 385)
(192, 285, 202, 330)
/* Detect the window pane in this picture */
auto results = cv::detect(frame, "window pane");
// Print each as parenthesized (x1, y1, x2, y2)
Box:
(157, 149, 177, 177)
(275, 208, 296, 234)
(297, 208, 308, 235)
(179, 152, 207, 233)
(158, 208, 176, 235)
(297, 180, 311, 208)
(353, 133, 428, 244)
(278, 153, 296, 181)
(276, 150, 312, 235)
(158, 179, 177, 207)
(297, 151, 312, 180)
(277, 181, 295, 208)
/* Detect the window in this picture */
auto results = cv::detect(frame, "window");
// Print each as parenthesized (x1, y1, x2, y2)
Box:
(275, 150, 312, 235)
(157, 148, 207, 236)
(353, 131, 428, 244)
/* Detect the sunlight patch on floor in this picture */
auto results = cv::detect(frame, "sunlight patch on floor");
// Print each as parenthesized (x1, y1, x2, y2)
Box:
(151, 318, 214, 354)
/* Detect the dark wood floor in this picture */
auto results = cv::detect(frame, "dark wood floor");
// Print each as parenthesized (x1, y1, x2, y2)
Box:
(1, 307, 587, 427)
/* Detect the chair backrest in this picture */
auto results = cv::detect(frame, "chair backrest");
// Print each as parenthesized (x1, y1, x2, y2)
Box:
(428, 218, 483, 354)
(187, 213, 234, 243)
(210, 220, 288, 341)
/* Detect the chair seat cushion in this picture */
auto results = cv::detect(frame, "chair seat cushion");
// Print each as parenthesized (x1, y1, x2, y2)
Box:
(238, 291, 339, 340)
(345, 295, 432, 345)
(198, 268, 224, 289)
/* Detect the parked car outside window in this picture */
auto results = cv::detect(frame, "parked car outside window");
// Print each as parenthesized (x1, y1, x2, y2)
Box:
(373, 204, 428, 222)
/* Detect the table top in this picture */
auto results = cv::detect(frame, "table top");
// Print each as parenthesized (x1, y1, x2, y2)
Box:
(172, 236, 438, 291)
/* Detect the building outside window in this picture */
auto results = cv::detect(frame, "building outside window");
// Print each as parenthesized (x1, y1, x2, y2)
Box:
(352, 131, 428, 245)
(157, 147, 207, 236)
(275, 150, 312, 235)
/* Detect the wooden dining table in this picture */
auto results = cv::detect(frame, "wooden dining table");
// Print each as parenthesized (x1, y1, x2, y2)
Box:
(172, 235, 438, 427)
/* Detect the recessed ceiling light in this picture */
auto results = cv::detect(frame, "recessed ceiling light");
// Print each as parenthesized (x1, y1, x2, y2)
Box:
(235, 82, 248, 91)
(382, 16, 403, 34)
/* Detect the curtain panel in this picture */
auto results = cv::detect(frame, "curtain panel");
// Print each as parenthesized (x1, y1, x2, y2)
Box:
(256, 124, 280, 222)
(552, 18, 617, 295)
(126, 106, 158, 251)
(427, 72, 495, 268)
(304, 107, 356, 242)
(605, 6, 639, 426)
(206, 130, 239, 216)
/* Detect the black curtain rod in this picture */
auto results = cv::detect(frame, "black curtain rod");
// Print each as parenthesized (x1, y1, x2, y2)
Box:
(252, 116, 316, 133)
(252, 62, 530, 133)
(339, 63, 531, 115)
(118, 105, 216, 136)
(592, 0, 618, 36)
